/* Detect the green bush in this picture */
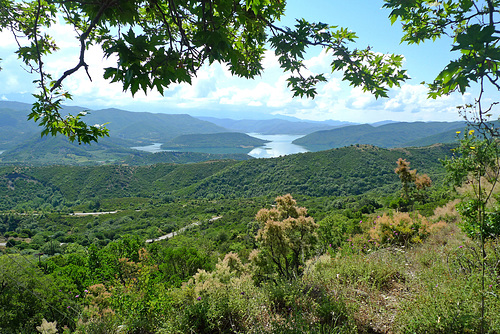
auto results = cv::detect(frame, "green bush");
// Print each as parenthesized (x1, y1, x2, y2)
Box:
(458, 199, 500, 238)
(318, 214, 361, 251)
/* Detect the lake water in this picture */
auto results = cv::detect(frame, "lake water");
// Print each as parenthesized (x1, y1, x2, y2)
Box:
(131, 143, 171, 153)
(130, 134, 308, 158)
(247, 133, 308, 158)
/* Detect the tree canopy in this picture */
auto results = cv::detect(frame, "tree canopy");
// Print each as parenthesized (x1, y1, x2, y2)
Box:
(0, 0, 409, 143)
(384, 0, 500, 136)
(1, 0, 499, 143)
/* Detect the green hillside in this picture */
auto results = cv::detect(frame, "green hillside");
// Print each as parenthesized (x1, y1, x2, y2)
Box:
(0, 144, 452, 209)
(293, 121, 465, 150)
(403, 128, 461, 147)
(0, 160, 239, 203)
(176, 144, 453, 199)
(121, 151, 252, 165)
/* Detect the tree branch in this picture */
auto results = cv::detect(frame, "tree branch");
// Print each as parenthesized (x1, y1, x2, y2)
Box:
(50, 0, 114, 91)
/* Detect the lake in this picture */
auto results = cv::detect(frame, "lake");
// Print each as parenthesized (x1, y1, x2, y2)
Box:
(131, 143, 171, 153)
(131, 134, 309, 158)
(247, 133, 308, 158)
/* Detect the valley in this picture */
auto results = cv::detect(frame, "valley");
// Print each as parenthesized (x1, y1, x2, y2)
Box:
(1, 102, 499, 334)
(0, 101, 470, 166)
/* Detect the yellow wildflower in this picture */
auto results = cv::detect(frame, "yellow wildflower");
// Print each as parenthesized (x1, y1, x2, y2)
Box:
(469, 129, 474, 135)
(456, 131, 461, 134)
(470, 147, 475, 149)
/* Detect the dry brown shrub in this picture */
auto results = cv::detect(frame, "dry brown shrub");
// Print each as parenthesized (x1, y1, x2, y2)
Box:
(431, 199, 461, 223)
(457, 175, 500, 208)
(369, 212, 449, 246)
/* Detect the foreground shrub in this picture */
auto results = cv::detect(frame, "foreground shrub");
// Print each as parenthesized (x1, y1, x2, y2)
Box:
(305, 252, 405, 292)
(318, 214, 361, 252)
(168, 252, 267, 333)
(431, 199, 461, 224)
(255, 194, 318, 280)
(369, 212, 440, 246)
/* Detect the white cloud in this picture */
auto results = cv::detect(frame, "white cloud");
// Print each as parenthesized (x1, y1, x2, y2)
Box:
(0, 30, 19, 48)
(0, 17, 479, 123)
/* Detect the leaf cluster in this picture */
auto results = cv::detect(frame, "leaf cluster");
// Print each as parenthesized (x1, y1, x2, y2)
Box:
(384, 0, 500, 97)
(1, 0, 409, 142)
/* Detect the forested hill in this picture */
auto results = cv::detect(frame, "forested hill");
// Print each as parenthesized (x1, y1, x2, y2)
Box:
(293, 121, 465, 151)
(0, 144, 453, 210)
(161, 132, 269, 149)
(176, 144, 453, 198)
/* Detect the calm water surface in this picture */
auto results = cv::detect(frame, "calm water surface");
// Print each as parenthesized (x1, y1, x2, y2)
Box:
(247, 133, 308, 158)
(131, 135, 308, 158)
(131, 143, 171, 153)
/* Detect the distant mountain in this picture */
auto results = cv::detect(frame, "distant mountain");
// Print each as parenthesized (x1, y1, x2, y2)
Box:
(0, 134, 138, 165)
(0, 101, 272, 165)
(82, 108, 229, 143)
(370, 120, 398, 127)
(0, 105, 41, 149)
(293, 121, 465, 151)
(196, 117, 355, 135)
(0, 101, 229, 149)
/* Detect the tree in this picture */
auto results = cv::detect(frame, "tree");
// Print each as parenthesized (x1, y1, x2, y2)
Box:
(384, 0, 500, 98)
(254, 194, 317, 280)
(394, 158, 431, 210)
(395, 158, 417, 201)
(0, 0, 408, 143)
(443, 130, 500, 238)
(385, 2, 500, 330)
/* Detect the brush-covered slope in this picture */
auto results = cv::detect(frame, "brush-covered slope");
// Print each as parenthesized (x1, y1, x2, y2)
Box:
(293, 122, 465, 150)
(121, 151, 252, 165)
(0, 160, 240, 203)
(0, 144, 453, 209)
(176, 144, 453, 199)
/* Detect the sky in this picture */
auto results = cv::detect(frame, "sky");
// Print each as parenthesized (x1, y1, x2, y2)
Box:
(0, 0, 490, 123)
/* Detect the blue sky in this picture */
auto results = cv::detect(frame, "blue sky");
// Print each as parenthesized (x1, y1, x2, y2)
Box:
(0, 0, 483, 123)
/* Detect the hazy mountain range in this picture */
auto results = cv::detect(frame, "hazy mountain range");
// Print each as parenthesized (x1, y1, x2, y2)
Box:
(196, 116, 356, 135)
(0, 101, 465, 165)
